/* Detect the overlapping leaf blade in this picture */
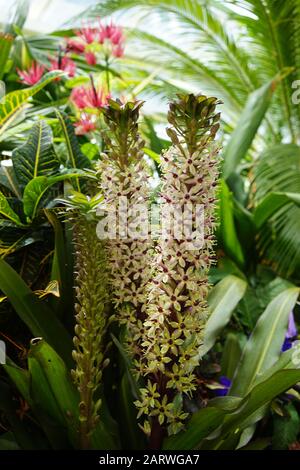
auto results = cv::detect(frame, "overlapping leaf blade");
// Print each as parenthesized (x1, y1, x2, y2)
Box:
(12, 120, 59, 188)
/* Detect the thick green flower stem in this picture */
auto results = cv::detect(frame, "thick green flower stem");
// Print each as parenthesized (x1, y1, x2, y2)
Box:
(135, 94, 221, 441)
(71, 215, 108, 449)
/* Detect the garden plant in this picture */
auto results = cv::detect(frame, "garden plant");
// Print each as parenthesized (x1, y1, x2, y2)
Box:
(0, 0, 300, 453)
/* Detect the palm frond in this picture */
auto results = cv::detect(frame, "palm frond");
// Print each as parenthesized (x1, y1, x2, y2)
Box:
(253, 144, 300, 278)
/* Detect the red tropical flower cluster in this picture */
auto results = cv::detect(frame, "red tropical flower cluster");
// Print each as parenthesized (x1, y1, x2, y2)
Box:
(74, 113, 96, 135)
(71, 83, 110, 109)
(66, 20, 125, 65)
(17, 52, 76, 86)
(17, 62, 45, 86)
(49, 55, 76, 77)
(71, 77, 111, 135)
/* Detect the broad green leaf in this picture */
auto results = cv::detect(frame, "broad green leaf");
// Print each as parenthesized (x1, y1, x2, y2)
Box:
(253, 344, 300, 386)
(111, 333, 140, 399)
(4, 359, 31, 404)
(118, 374, 145, 450)
(0, 258, 73, 366)
(222, 369, 300, 439)
(29, 339, 117, 450)
(0, 436, 20, 450)
(12, 120, 59, 187)
(163, 406, 228, 450)
(0, 191, 23, 225)
(230, 287, 300, 396)
(45, 209, 73, 317)
(218, 179, 245, 267)
(29, 339, 79, 445)
(0, 71, 63, 135)
(0, 33, 14, 80)
(254, 192, 300, 229)
(0, 379, 44, 450)
(143, 147, 161, 164)
(199, 275, 247, 356)
(0, 161, 22, 198)
(221, 333, 246, 380)
(23, 171, 92, 219)
(91, 421, 119, 451)
(222, 77, 281, 179)
(28, 354, 66, 426)
(240, 438, 270, 450)
(81, 142, 99, 160)
(55, 109, 91, 191)
(272, 403, 300, 450)
(185, 369, 300, 450)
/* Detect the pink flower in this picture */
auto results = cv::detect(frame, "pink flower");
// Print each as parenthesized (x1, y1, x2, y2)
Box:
(85, 51, 97, 65)
(69, 20, 125, 60)
(49, 55, 76, 77)
(112, 43, 125, 58)
(70, 86, 89, 109)
(17, 62, 45, 86)
(74, 114, 96, 135)
(66, 38, 85, 54)
(98, 22, 123, 46)
(71, 83, 110, 109)
(76, 24, 98, 44)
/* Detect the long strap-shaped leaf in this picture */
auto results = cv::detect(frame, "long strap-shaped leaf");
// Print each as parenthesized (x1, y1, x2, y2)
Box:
(222, 71, 292, 181)
(0, 71, 63, 135)
(0, 33, 14, 81)
(164, 368, 300, 450)
(22, 171, 93, 220)
(55, 109, 91, 192)
(0, 191, 23, 226)
(0, 258, 73, 366)
(199, 274, 247, 357)
(230, 287, 300, 397)
(12, 120, 60, 187)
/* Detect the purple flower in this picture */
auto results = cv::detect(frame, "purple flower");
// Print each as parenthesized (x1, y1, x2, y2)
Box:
(215, 376, 232, 396)
(282, 311, 298, 352)
(287, 311, 297, 338)
(282, 338, 293, 352)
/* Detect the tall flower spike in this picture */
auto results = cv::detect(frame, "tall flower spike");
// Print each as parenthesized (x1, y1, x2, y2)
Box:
(97, 100, 152, 360)
(67, 193, 109, 449)
(135, 94, 221, 444)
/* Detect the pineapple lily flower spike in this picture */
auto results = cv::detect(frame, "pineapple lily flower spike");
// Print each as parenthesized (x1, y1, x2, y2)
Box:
(97, 99, 153, 361)
(134, 94, 221, 445)
(61, 191, 110, 449)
